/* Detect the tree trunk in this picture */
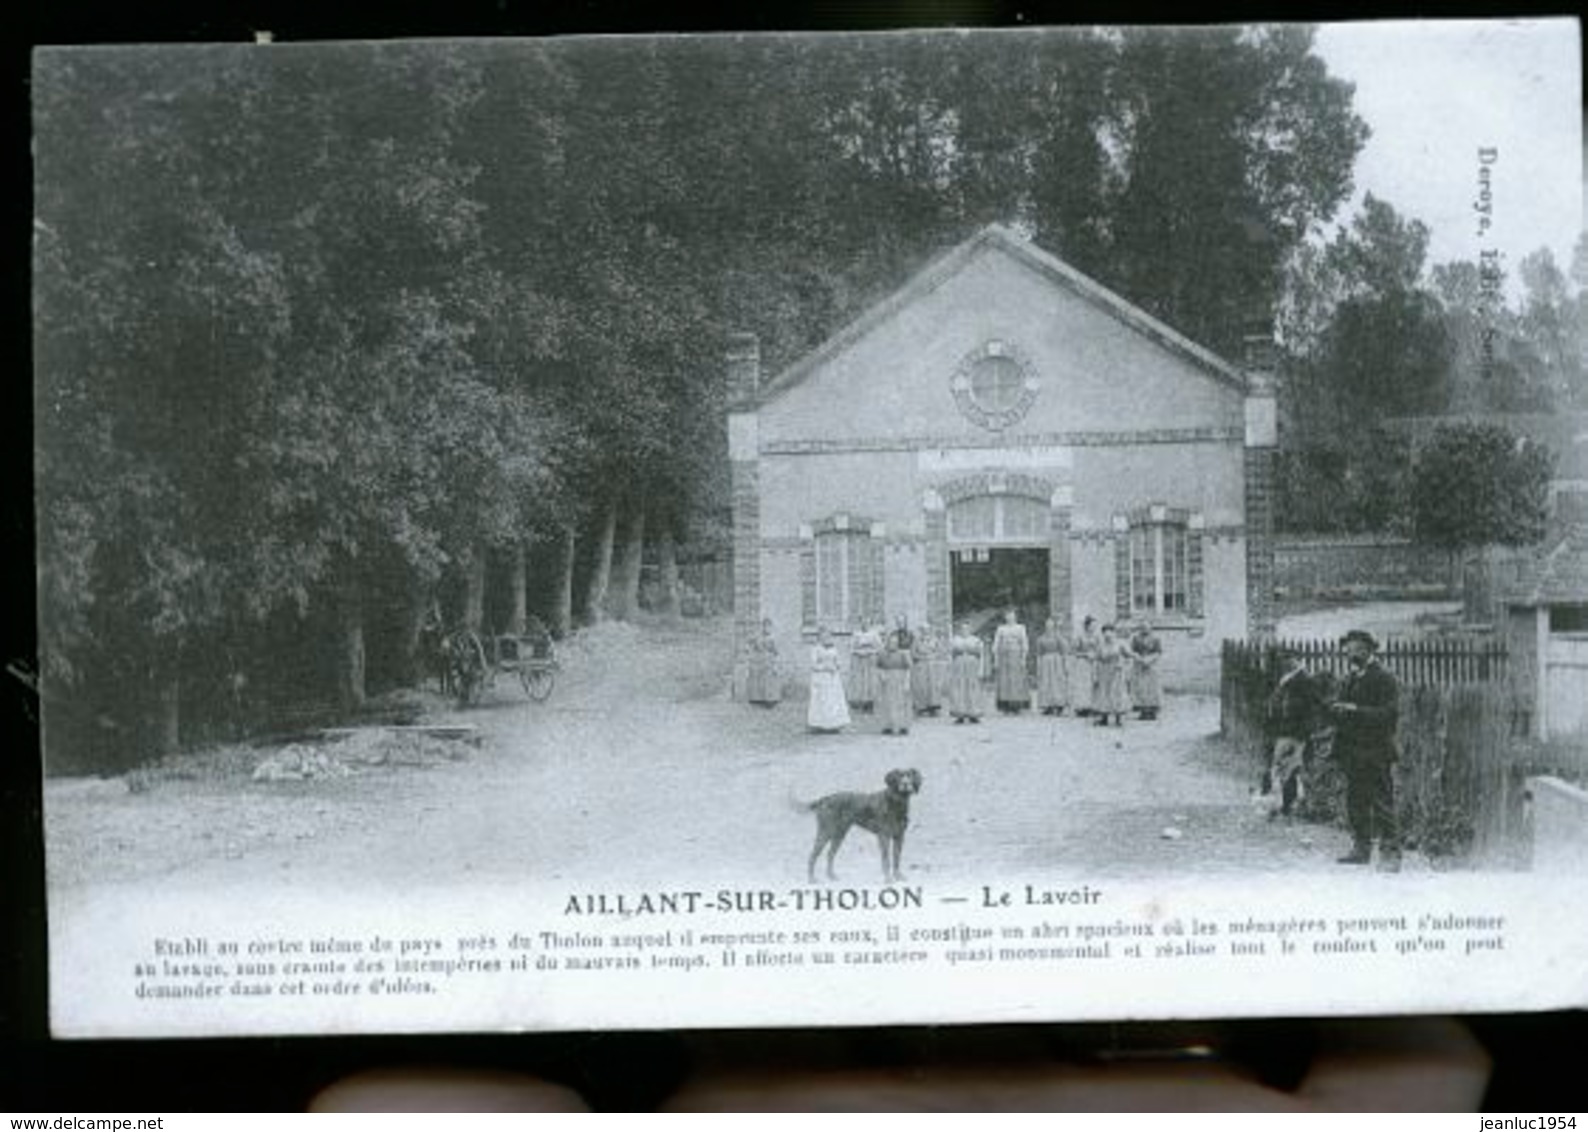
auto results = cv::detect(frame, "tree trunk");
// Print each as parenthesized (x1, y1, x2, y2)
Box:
(656, 521, 681, 617)
(150, 666, 181, 759)
(335, 566, 367, 713)
(507, 541, 528, 635)
(585, 496, 618, 624)
(463, 541, 487, 634)
(552, 527, 575, 638)
(398, 575, 430, 688)
(611, 495, 647, 620)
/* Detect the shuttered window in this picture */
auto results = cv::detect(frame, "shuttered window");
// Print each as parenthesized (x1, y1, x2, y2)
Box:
(1128, 522, 1189, 615)
(813, 528, 880, 628)
(1120, 511, 1201, 620)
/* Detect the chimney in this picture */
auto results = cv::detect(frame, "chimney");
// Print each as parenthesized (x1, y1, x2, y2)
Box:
(1240, 312, 1277, 389)
(726, 332, 760, 408)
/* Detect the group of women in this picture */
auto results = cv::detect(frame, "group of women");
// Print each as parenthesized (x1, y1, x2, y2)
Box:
(745, 611, 1165, 735)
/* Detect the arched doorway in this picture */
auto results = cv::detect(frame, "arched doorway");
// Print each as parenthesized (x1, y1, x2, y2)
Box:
(947, 492, 1051, 637)
(923, 472, 1071, 637)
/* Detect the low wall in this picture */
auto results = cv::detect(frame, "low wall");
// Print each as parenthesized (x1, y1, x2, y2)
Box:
(1274, 535, 1458, 599)
(1528, 775, 1588, 871)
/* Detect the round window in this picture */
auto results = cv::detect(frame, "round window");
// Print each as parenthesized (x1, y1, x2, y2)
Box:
(951, 340, 1038, 431)
(969, 355, 1025, 415)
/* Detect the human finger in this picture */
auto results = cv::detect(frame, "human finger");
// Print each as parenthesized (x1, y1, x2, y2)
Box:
(663, 1059, 1304, 1113)
(1296, 1017, 1491, 1112)
(308, 1066, 591, 1113)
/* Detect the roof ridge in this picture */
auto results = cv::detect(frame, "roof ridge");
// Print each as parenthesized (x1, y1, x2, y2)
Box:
(752, 223, 1249, 407)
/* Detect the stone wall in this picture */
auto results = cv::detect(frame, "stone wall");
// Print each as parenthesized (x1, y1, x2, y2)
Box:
(1273, 535, 1459, 601)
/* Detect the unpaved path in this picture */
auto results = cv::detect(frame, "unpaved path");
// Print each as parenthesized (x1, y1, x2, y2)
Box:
(46, 617, 1365, 897)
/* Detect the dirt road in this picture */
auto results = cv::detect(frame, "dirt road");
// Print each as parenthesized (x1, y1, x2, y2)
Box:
(46, 618, 1358, 896)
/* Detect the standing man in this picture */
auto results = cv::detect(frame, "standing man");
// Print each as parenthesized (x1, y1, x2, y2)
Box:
(1264, 647, 1318, 818)
(1330, 630, 1401, 870)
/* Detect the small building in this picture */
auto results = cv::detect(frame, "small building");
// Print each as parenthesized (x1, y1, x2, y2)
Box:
(1504, 525, 1588, 739)
(726, 225, 1279, 694)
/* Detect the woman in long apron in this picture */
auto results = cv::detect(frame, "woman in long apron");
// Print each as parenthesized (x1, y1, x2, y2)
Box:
(911, 625, 941, 716)
(1129, 622, 1163, 720)
(930, 625, 954, 711)
(1072, 615, 1100, 716)
(848, 619, 881, 713)
(991, 607, 1030, 714)
(877, 619, 914, 735)
(806, 628, 851, 733)
(947, 621, 985, 724)
(1091, 623, 1132, 727)
(745, 618, 782, 707)
(1035, 617, 1070, 716)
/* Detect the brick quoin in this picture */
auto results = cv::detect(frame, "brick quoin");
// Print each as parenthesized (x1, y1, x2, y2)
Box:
(1049, 504, 1073, 634)
(729, 459, 760, 701)
(1244, 446, 1276, 641)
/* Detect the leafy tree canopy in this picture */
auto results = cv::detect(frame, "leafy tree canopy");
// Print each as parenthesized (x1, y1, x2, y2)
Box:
(1408, 423, 1553, 552)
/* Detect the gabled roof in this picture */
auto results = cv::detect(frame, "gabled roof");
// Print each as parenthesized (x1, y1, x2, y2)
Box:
(1508, 525, 1588, 606)
(755, 224, 1251, 406)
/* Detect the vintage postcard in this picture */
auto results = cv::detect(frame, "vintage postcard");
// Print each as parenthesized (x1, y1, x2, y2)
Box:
(33, 19, 1586, 1037)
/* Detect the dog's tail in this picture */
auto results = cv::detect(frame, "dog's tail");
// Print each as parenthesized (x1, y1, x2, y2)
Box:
(787, 791, 817, 815)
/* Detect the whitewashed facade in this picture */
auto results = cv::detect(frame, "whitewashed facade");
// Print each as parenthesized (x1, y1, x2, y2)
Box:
(729, 226, 1278, 693)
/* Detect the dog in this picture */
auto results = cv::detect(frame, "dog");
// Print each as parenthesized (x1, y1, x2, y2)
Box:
(797, 768, 922, 884)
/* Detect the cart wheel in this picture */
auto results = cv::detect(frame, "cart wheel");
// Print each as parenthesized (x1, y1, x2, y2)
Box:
(451, 631, 488, 708)
(523, 666, 555, 702)
(454, 660, 482, 708)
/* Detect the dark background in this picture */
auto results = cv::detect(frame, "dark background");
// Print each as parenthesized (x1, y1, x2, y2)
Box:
(5, 0, 1583, 1112)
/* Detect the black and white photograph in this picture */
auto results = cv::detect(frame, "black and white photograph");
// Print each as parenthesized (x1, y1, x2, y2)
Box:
(31, 19, 1586, 1037)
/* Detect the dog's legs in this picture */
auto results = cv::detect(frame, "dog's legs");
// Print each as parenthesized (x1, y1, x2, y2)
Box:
(807, 835, 829, 884)
(875, 833, 894, 882)
(824, 827, 849, 880)
(890, 830, 907, 882)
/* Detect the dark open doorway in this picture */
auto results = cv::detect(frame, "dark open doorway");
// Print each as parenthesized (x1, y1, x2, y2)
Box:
(950, 546, 1050, 638)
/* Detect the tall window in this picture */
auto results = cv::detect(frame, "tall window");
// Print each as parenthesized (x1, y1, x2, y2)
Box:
(815, 528, 870, 626)
(1129, 521, 1189, 615)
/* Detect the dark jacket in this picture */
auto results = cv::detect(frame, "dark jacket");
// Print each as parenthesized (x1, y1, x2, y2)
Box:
(1332, 660, 1400, 761)
(1267, 666, 1320, 740)
(878, 630, 914, 670)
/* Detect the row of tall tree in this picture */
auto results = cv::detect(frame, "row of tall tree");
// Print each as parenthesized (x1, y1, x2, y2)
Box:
(1273, 193, 1585, 532)
(1272, 421, 1555, 547)
(37, 29, 1378, 768)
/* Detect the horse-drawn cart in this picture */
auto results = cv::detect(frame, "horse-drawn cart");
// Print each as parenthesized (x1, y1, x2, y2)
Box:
(443, 630, 558, 707)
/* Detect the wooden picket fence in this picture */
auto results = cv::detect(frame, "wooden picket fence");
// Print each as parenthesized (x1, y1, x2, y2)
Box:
(1225, 636, 1507, 688)
(1221, 636, 1525, 862)
(1221, 637, 1509, 752)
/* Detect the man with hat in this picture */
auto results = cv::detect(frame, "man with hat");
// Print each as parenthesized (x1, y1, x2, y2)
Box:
(1330, 629, 1401, 870)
